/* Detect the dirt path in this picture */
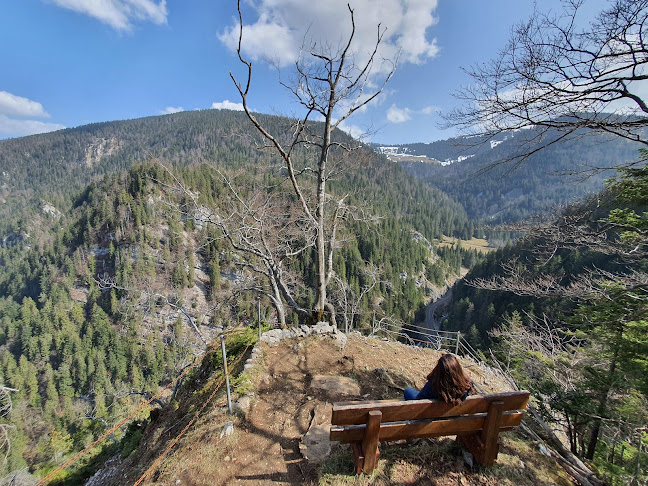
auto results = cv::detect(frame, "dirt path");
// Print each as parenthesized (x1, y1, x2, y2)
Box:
(126, 333, 515, 486)
(190, 334, 502, 485)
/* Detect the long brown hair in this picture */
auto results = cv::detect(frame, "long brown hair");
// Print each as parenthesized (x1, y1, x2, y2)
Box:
(426, 354, 473, 406)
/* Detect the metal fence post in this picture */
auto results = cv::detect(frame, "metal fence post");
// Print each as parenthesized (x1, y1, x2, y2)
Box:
(258, 299, 262, 341)
(455, 331, 461, 355)
(221, 335, 232, 414)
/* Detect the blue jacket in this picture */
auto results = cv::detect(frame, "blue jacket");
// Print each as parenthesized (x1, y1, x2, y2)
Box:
(412, 381, 471, 401)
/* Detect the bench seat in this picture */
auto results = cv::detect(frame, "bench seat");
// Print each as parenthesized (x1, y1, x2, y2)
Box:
(330, 390, 530, 474)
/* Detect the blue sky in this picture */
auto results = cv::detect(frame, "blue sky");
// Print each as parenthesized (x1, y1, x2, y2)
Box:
(0, 0, 600, 143)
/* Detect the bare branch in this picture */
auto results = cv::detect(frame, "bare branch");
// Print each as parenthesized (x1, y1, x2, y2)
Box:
(444, 0, 648, 166)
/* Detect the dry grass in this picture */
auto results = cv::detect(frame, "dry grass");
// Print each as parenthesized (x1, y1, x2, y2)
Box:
(437, 235, 495, 254)
(321, 433, 572, 485)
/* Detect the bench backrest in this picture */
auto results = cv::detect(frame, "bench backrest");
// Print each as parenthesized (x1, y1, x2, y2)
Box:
(330, 391, 530, 443)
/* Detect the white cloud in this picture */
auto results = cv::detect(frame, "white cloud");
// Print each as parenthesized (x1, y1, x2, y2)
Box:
(0, 91, 65, 138)
(386, 104, 411, 123)
(419, 105, 440, 115)
(211, 100, 244, 111)
(161, 106, 184, 114)
(0, 91, 50, 118)
(0, 115, 65, 138)
(386, 103, 437, 123)
(49, 0, 167, 31)
(220, 0, 439, 69)
(338, 120, 365, 140)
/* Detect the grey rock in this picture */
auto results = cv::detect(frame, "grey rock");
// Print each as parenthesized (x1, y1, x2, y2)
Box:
(463, 450, 474, 468)
(311, 375, 360, 396)
(330, 332, 347, 349)
(85, 454, 122, 486)
(219, 421, 234, 439)
(260, 329, 284, 346)
(312, 322, 334, 334)
(233, 395, 252, 416)
(300, 403, 332, 463)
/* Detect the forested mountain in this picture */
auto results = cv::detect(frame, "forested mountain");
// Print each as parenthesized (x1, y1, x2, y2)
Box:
(438, 163, 648, 482)
(0, 109, 479, 239)
(375, 127, 643, 224)
(0, 110, 481, 483)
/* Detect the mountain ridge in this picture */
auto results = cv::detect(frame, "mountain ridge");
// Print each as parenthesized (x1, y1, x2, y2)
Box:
(374, 127, 644, 223)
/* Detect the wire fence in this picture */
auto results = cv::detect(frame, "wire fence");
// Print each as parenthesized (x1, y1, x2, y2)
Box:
(369, 318, 483, 364)
(371, 319, 648, 484)
(133, 343, 250, 486)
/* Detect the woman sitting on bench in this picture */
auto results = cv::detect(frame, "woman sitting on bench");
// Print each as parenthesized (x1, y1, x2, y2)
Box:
(404, 353, 474, 405)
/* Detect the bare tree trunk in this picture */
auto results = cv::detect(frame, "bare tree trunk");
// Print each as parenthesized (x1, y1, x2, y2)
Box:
(586, 329, 621, 460)
(230, 0, 394, 327)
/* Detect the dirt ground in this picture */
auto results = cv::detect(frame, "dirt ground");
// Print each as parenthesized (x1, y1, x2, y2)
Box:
(121, 332, 514, 486)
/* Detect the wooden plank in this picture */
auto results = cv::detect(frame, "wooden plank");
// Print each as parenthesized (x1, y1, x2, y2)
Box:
(330, 411, 523, 443)
(332, 390, 529, 409)
(481, 401, 504, 466)
(331, 391, 529, 426)
(362, 410, 382, 474)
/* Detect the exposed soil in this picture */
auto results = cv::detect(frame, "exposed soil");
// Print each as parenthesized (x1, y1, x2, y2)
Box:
(112, 334, 563, 486)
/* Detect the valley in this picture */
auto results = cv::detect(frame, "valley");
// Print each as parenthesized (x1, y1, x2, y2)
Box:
(1, 0, 647, 484)
(0, 108, 645, 485)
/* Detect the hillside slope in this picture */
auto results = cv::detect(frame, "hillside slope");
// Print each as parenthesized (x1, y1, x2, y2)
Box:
(87, 333, 571, 486)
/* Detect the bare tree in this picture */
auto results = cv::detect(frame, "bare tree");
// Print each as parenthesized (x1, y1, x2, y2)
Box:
(444, 0, 648, 167)
(197, 169, 312, 327)
(151, 162, 312, 328)
(97, 274, 210, 350)
(230, 0, 396, 323)
(441, 0, 648, 472)
(331, 264, 388, 333)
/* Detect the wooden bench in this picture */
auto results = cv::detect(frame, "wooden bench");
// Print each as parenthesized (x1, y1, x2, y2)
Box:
(330, 390, 530, 474)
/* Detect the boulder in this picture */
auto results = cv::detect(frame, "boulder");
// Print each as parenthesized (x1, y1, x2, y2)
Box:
(310, 375, 360, 397)
(312, 322, 336, 335)
(220, 421, 234, 439)
(233, 395, 252, 416)
(300, 403, 332, 463)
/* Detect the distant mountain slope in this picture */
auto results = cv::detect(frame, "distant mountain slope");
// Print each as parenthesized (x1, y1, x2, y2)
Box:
(374, 128, 643, 223)
(0, 109, 474, 241)
(0, 110, 262, 198)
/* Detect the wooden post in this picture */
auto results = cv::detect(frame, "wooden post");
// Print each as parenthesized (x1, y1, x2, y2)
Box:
(455, 331, 461, 355)
(480, 400, 504, 465)
(362, 410, 382, 474)
(350, 442, 363, 475)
